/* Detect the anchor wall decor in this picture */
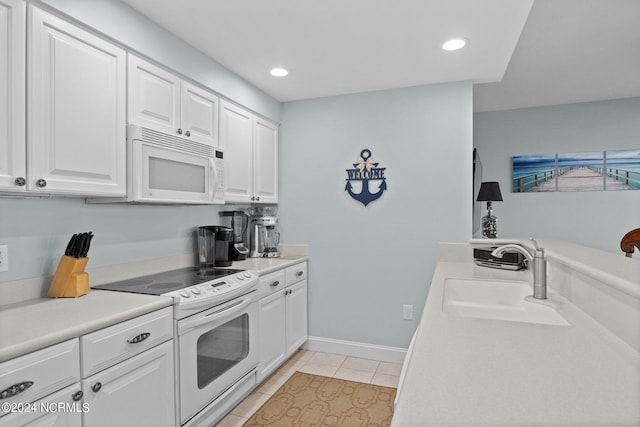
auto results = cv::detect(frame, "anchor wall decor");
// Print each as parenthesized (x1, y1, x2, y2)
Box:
(345, 149, 387, 207)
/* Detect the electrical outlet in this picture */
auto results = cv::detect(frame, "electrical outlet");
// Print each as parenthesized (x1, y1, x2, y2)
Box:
(403, 304, 413, 320)
(0, 245, 8, 272)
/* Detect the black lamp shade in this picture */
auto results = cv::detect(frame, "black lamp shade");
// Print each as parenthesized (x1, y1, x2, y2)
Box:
(477, 181, 503, 202)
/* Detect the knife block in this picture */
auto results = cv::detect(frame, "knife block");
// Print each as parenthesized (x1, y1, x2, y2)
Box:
(48, 255, 89, 298)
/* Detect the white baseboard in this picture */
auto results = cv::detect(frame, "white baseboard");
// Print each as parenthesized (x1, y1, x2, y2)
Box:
(302, 336, 407, 363)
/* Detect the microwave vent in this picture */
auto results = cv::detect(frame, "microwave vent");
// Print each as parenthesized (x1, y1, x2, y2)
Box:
(137, 127, 214, 157)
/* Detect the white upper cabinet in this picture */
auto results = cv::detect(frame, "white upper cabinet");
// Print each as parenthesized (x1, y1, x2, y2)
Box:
(253, 117, 278, 204)
(220, 100, 278, 204)
(181, 82, 219, 146)
(0, 0, 25, 192)
(128, 54, 219, 147)
(28, 6, 126, 196)
(220, 100, 253, 202)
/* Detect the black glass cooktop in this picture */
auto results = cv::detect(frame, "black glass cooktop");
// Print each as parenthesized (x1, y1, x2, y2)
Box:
(93, 267, 243, 296)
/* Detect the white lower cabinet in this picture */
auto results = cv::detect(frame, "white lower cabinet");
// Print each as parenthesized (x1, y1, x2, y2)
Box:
(257, 263, 308, 382)
(82, 340, 174, 427)
(0, 383, 83, 427)
(0, 307, 174, 427)
(80, 307, 174, 427)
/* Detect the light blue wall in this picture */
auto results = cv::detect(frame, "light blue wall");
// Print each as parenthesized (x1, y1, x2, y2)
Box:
(279, 82, 473, 348)
(36, 0, 281, 122)
(474, 97, 640, 253)
(0, 197, 246, 281)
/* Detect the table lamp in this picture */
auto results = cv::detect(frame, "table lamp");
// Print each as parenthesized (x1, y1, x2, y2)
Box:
(477, 181, 503, 238)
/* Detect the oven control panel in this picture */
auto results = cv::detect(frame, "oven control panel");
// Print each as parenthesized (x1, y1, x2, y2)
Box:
(165, 271, 258, 307)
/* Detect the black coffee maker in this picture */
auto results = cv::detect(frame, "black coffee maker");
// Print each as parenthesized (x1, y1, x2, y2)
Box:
(197, 226, 234, 268)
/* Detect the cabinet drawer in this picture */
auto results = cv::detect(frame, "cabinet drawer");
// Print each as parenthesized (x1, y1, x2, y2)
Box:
(257, 270, 286, 298)
(285, 262, 307, 286)
(80, 307, 172, 377)
(0, 339, 79, 415)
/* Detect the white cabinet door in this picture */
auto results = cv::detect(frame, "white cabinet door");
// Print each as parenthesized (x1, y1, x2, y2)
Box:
(257, 290, 287, 382)
(0, 0, 25, 192)
(181, 81, 219, 146)
(28, 6, 126, 196)
(220, 100, 253, 203)
(0, 384, 83, 427)
(253, 117, 278, 204)
(127, 54, 180, 136)
(286, 280, 308, 356)
(82, 341, 174, 427)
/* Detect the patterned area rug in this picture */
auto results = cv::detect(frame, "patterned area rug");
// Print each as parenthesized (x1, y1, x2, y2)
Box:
(242, 372, 396, 427)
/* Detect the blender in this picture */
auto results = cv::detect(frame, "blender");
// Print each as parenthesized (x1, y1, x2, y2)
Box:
(247, 206, 280, 258)
(219, 211, 250, 261)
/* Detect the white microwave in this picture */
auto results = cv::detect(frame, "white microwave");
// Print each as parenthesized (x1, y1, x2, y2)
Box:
(92, 125, 225, 204)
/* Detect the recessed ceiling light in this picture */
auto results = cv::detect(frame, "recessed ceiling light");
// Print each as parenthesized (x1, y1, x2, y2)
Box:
(270, 67, 289, 77)
(442, 38, 468, 51)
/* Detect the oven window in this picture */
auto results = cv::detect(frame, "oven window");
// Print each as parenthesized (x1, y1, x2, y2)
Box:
(197, 314, 250, 389)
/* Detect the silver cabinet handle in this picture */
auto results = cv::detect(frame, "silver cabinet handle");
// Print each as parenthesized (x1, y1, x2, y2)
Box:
(72, 390, 83, 401)
(91, 382, 102, 393)
(14, 177, 26, 186)
(270, 280, 280, 287)
(185, 131, 191, 137)
(35, 179, 47, 188)
(127, 332, 151, 344)
(0, 382, 34, 399)
(177, 128, 183, 135)
(296, 271, 304, 277)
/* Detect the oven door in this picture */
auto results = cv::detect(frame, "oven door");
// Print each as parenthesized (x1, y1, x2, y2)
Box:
(131, 140, 222, 204)
(177, 293, 258, 424)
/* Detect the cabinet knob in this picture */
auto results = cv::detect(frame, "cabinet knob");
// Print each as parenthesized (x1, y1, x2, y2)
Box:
(35, 179, 47, 188)
(256, 196, 260, 201)
(72, 390, 83, 401)
(251, 197, 255, 201)
(185, 131, 191, 137)
(296, 271, 304, 277)
(270, 280, 280, 287)
(14, 177, 26, 186)
(91, 382, 102, 393)
(177, 128, 183, 135)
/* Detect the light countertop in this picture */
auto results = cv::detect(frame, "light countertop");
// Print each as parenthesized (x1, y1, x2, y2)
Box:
(231, 255, 309, 276)
(391, 242, 640, 426)
(0, 290, 172, 363)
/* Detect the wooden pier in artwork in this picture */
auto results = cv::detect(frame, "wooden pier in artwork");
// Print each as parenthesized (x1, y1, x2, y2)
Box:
(514, 166, 638, 192)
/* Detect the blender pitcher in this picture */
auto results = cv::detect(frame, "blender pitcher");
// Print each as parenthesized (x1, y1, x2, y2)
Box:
(261, 225, 280, 253)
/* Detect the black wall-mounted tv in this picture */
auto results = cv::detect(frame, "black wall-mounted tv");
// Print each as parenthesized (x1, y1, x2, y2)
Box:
(472, 148, 483, 236)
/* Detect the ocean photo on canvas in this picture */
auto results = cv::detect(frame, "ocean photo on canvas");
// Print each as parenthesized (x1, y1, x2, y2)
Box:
(556, 151, 604, 192)
(512, 154, 556, 192)
(605, 149, 640, 190)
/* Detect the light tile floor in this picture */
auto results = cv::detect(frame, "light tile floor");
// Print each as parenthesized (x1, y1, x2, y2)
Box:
(217, 350, 402, 426)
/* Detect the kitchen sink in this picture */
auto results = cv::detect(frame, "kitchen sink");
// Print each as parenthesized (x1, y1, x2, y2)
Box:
(442, 278, 570, 326)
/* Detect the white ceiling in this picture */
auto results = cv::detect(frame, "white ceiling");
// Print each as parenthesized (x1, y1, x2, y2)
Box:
(121, 0, 640, 112)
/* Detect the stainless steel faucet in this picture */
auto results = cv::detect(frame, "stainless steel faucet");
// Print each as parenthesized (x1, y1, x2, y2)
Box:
(491, 238, 547, 299)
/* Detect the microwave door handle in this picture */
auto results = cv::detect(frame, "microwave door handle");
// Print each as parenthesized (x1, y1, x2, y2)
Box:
(209, 158, 217, 201)
(178, 297, 252, 335)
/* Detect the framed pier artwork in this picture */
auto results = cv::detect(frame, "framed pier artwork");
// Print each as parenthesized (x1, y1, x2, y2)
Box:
(512, 149, 640, 192)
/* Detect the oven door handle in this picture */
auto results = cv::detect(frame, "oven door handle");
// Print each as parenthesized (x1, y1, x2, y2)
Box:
(178, 297, 253, 335)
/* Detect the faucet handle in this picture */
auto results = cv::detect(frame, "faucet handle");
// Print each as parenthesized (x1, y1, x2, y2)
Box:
(529, 237, 542, 251)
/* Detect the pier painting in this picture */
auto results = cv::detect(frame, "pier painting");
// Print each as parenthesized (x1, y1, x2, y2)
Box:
(512, 149, 640, 192)
(604, 149, 640, 191)
(512, 154, 556, 192)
